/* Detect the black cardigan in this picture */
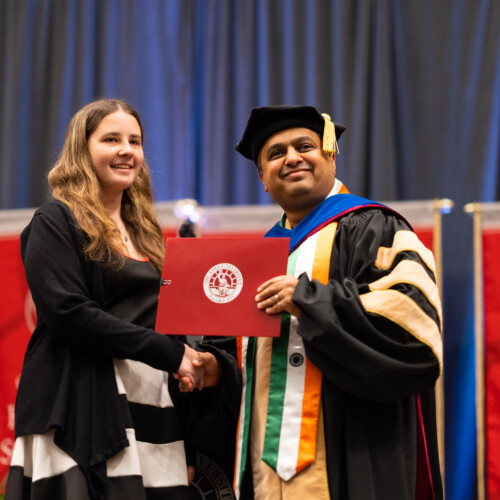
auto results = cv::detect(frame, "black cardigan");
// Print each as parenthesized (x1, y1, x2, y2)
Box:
(15, 199, 186, 499)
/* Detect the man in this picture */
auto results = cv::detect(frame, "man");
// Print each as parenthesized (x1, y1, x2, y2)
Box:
(191, 105, 443, 500)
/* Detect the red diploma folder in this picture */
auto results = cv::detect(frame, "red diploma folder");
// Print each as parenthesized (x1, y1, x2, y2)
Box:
(155, 237, 290, 337)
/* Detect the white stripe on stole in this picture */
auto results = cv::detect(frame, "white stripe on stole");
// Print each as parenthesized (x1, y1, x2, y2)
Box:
(276, 232, 319, 479)
(234, 336, 250, 499)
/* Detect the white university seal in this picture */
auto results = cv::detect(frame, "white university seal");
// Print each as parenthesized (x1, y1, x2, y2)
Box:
(203, 263, 243, 304)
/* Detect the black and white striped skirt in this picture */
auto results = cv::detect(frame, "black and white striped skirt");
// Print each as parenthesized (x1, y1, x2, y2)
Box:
(6, 359, 189, 499)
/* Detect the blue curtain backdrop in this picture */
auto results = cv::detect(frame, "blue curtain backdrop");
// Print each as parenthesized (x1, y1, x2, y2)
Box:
(2, 1, 500, 498)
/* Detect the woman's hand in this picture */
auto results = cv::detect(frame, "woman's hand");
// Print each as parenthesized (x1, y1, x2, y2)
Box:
(175, 344, 205, 391)
(175, 351, 221, 392)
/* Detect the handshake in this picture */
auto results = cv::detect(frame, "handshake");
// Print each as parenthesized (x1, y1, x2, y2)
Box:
(172, 274, 300, 392)
(173, 344, 221, 392)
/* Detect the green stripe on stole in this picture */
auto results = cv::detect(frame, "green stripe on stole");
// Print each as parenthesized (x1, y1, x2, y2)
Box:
(236, 223, 336, 491)
(261, 248, 300, 470)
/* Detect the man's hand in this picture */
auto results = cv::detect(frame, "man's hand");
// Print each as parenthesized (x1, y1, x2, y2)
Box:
(255, 275, 301, 317)
(175, 344, 205, 391)
(187, 466, 195, 484)
(193, 352, 222, 387)
(175, 351, 221, 392)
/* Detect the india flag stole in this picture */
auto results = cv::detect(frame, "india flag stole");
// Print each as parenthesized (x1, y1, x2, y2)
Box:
(233, 221, 337, 494)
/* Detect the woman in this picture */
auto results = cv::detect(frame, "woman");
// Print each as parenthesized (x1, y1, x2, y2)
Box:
(5, 99, 209, 500)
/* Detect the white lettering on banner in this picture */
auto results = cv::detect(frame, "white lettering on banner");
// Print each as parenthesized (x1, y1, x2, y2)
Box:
(0, 438, 13, 466)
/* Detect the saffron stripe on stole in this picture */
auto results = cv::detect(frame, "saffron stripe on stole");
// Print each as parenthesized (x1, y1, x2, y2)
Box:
(296, 222, 337, 472)
(338, 183, 350, 194)
(311, 222, 337, 285)
(262, 249, 300, 474)
(275, 232, 320, 479)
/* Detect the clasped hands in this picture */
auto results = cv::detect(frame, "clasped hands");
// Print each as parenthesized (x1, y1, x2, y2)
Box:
(175, 275, 299, 392)
(174, 345, 221, 392)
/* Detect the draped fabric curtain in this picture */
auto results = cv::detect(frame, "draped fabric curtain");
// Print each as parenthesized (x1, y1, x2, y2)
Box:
(4, 0, 498, 209)
(2, 1, 500, 498)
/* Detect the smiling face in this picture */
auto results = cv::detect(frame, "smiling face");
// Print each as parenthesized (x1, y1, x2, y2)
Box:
(87, 110, 144, 202)
(258, 127, 336, 221)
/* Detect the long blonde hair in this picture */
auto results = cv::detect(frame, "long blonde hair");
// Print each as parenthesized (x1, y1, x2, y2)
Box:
(48, 98, 165, 271)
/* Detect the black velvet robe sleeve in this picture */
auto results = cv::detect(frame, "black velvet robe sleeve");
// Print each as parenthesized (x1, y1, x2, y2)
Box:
(171, 337, 242, 483)
(292, 208, 443, 500)
(294, 209, 442, 402)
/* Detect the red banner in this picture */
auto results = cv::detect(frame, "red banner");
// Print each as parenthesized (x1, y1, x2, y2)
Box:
(483, 230, 500, 498)
(0, 237, 32, 489)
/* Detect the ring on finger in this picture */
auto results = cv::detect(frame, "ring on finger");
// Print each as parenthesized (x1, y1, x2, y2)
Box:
(274, 294, 279, 304)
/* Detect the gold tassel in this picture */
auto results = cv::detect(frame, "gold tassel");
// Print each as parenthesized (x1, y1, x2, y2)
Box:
(321, 113, 338, 155)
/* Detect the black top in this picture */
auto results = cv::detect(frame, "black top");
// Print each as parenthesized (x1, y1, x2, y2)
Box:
(15, 199, 186, 499)
(107, 256, 160, 328)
